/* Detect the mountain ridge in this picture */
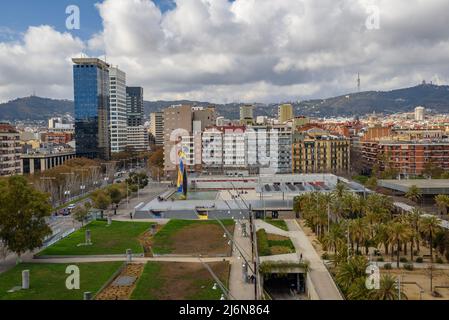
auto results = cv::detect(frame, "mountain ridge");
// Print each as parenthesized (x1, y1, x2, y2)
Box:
(1, 83, 448, 121)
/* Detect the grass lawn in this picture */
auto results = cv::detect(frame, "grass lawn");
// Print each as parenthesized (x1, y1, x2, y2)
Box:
(264, 218, 289, 231)
(131, 261, 229, 300)
(257, 229, 295, 256)
(38, 220, 154, 256)
(151, 219, 234, 255)
(0, 262, 122, 300)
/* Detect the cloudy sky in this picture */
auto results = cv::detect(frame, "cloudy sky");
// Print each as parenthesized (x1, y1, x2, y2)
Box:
(0, 0, 449, 104)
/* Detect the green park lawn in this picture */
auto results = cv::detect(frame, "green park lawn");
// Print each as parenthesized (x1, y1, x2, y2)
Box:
(38, 220, 154, 256)
(131, 261, 229, 300)
(151, 219, 234, 255)
(0, 262, 122, 300)
(264, 218, 289, 231)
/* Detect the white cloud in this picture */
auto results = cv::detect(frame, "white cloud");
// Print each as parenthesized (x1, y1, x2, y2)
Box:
(1, 0, 449, 103)
(0, 25, 84, 102)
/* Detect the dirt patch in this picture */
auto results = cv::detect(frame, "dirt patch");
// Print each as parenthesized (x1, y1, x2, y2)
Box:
(267, 234, 290, 241)
(138, 226, 163, 257)
(384, 269, 449, 300)
(169, 224, 234, 256)
(96, 263, 144, 300)
(270, 246, 294, 255)
(140, 262, 229, 300)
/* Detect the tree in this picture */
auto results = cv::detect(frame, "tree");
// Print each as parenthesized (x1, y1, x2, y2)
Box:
(368, 274, 407, 300)
(365, 176, 378, 190)
(420, 215, 441, 263)
(388, 221, 412, 268)
(0, 176, 52, 262)
(72, 203, 91, 227)
(435, 195, 449, 216)
(108, 184, 124, 207)
(91, 190, 111, 212)
(335, 255, 368, 293)
(405, 185, 422, 204)
(126, 172, 149, 190)
(423, 159, 443, 179)
(322, 223, 345, 254)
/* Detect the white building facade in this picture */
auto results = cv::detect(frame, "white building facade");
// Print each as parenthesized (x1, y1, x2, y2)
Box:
(109, 67, 128, 153)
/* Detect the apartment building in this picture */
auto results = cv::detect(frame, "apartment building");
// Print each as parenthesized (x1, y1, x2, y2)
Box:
(201, 124, 292, 175)
(163, 105, 216, 177)
(223, 126, 247, 168)
(149, 112, 164, 146)
(278, 104, 294, 123)
(362, 139, 449, 177)
(0, 124, 22, 176)
(292, 128, 351, 174)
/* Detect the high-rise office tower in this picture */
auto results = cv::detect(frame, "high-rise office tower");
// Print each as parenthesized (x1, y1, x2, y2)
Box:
(278, 104, 294, 123)
(109, 67, 128, 153)
(126, 87, 148, 152)
(72, 58, 111, 160)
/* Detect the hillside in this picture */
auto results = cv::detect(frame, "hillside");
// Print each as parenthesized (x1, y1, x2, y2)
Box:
(1, 83, 449, 121)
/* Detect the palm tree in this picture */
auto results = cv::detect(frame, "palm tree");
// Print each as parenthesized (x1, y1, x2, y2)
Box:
(368, 274, 407, 300)
(322, 223, 345, 253)
(335, 255, 368, 292)
(420, 215, 442, 263)
(388, 221, 412, 268)
(408, 208, 422, 252)
(375, 223, 391, 256)
(333, 181, 347, 199)
(405, 185, 422, 204)
(435, 194, 449, 216)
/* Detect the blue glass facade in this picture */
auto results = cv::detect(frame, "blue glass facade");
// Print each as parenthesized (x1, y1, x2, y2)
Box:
(73, 59, 111, 160)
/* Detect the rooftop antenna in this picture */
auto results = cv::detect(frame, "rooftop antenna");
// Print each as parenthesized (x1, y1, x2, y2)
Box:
(357, 73, 361, 92)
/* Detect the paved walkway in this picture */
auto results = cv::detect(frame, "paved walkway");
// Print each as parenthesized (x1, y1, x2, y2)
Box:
(285, 219, 343, 300)
(228, 220, 256, 300)
(115, 183, 171, 218)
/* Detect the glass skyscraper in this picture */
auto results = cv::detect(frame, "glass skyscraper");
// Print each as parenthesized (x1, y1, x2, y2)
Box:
(72, 58, 111, 160)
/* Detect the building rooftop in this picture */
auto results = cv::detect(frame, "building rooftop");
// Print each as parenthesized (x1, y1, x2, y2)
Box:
(72, 57, 110, 69)
(379, 179, 449, 194)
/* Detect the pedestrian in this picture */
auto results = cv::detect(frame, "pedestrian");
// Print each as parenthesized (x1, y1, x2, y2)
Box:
(300, 253, 303, 261)
(130, 212, 133, 220)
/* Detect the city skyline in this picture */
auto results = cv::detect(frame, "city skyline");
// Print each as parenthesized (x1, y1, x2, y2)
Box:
(1, 0, 449, 104)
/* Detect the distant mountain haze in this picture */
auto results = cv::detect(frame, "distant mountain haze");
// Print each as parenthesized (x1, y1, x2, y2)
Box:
(1, 84, 448, 121)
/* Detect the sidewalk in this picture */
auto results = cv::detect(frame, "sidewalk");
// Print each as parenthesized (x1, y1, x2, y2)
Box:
(114, 184, 171, 218)
(285, 219, 343, 300)
(228, 220, 256, 300)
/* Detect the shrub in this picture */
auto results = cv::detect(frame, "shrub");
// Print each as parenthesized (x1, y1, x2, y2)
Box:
(322, 252, 329, 260)
(436, 257, 444, 264)
(415, 257, 423, 263)
(413, 250, 419, 256)
(403, 263, 414, 271)
(377, 257, 384, 262)
(400, 257, 408, 263)
(384, 263, 392, 270)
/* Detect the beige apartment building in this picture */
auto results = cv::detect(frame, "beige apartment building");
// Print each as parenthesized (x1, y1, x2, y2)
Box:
(278, 104, 294, 123)
(292, 128, 350, 174)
